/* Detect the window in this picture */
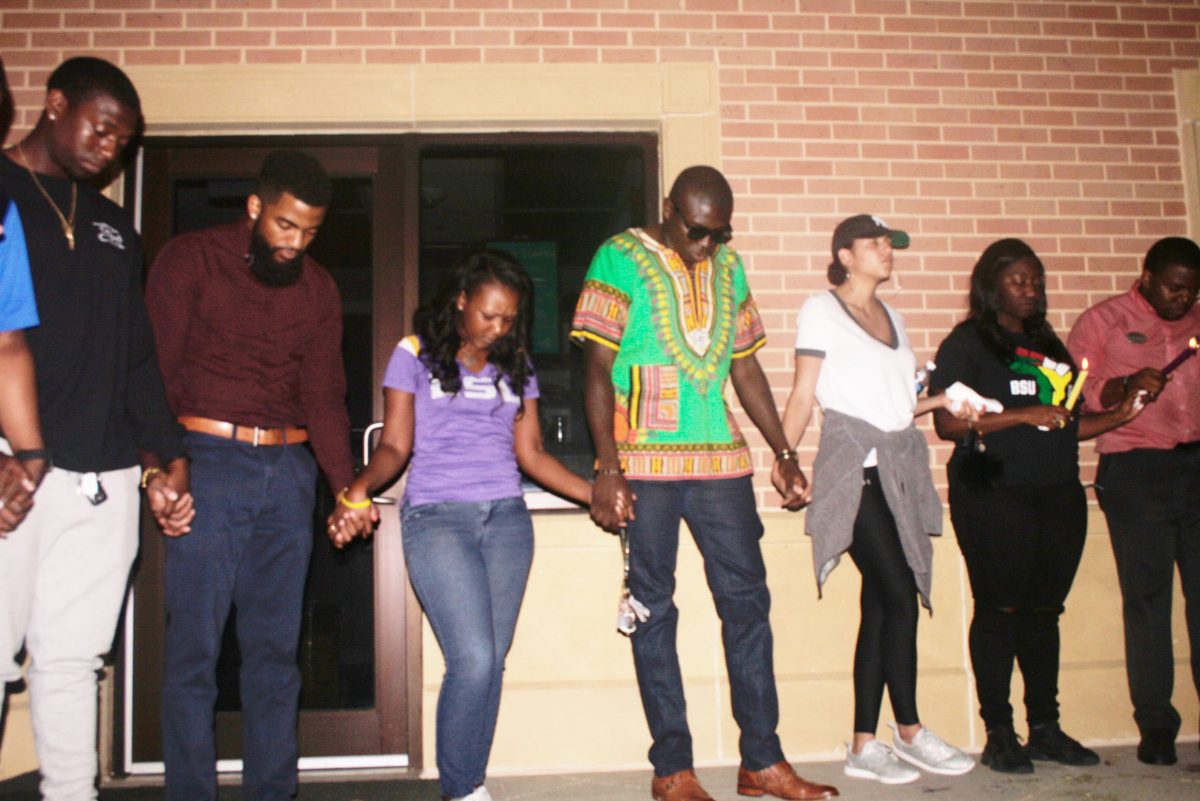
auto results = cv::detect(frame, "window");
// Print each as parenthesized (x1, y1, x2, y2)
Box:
(416, 138, 657, 502)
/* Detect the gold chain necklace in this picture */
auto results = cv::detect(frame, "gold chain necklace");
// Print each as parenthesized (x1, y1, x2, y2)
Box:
(17, 142, 77, 250)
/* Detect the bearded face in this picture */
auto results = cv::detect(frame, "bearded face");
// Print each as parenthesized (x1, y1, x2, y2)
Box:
(247, 216, 305, 287)
(243, 189, 327, 288)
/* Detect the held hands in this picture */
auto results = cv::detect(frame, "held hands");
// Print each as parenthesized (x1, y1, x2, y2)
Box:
(943, 381, 1001, 418)
(326, 486, 380, 549)
(0, 455, 39, 536)
(590, 472, 636, 534)
(147, 458, 195, 538)
(1125, 368, 1167, 403)
(772, 456, 810, 511)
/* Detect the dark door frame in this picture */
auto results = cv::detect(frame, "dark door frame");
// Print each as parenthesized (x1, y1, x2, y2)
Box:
(115, 139, 420, 777)
(111, 129, 658, 781)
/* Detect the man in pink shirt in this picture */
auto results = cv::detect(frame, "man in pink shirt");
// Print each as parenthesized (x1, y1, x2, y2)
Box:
(1067, 236, 1200, 767)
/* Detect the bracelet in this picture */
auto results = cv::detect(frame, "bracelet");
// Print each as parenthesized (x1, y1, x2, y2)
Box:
(594, 467, 623, 477)
(337, 488, 373, 510)
(15, 448, 50, 463)
(139, 466, 163, 489)
(775, 449, 798, 463)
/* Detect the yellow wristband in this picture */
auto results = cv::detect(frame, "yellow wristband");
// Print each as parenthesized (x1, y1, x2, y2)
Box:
(337, 488, 373, 510)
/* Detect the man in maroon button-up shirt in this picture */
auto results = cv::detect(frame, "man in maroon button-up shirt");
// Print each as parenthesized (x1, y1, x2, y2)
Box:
(145, 150, 355, 801)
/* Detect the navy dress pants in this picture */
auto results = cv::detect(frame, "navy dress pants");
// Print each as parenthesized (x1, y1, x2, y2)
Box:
(162, 432, 317, 801)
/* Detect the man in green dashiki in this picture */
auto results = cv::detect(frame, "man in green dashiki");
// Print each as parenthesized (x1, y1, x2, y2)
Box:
(571, 166, 837, 801)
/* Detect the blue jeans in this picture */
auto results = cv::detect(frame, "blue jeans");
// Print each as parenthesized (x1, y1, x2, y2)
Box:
(162, 433, 317, 801)
(626, 476, 784, 776)
(401, 496, 534, 799)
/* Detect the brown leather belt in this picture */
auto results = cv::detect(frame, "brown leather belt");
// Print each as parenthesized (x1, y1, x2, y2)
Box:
(179, 416, 309, 447)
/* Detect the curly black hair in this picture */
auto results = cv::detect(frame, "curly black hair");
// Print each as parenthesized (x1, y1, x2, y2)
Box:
(254, 149, 332, 208)
(412, 248, 534, 408)
(962, 237, 1073, 368)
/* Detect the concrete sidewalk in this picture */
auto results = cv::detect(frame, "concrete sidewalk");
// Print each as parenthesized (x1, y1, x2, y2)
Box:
(5, 742, 1195, 800)
(481, 742, 1200, 801)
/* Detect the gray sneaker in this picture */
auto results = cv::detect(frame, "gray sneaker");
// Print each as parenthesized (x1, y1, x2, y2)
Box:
(889, 722, 976, 775)
(844, 739, 921, 784)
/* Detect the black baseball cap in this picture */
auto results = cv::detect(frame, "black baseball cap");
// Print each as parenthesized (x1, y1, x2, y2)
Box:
(831, 214, 910, 257)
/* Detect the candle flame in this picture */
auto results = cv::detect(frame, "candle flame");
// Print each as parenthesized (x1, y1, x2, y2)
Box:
(1190, 337, 1198, 349)
(1081, 357, 1088, 369)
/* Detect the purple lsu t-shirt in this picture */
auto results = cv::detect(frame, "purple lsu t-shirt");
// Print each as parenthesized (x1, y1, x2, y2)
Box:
(383, 335, 538, 507)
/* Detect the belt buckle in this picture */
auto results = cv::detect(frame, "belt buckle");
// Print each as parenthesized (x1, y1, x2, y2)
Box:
(252, 426, 262, 447)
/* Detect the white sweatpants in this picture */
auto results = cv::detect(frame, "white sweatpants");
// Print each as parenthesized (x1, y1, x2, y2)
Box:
(0, 463, 139, 801)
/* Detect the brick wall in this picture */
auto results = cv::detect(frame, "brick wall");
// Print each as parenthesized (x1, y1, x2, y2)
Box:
(3, 0, 1198, 502)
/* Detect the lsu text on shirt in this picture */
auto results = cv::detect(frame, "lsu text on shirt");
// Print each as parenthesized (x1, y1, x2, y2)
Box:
(384, 335, 538, 506)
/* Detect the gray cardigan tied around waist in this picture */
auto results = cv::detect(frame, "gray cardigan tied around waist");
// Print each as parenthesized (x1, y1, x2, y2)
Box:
(806, 409, 943, 610)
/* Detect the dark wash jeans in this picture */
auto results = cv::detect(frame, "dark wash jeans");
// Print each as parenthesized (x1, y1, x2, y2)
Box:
(1096, 445, 1200, 737)
(401, 496, 534, 799)
(625, 476, 785, 776)
(162, 432, 317, 801)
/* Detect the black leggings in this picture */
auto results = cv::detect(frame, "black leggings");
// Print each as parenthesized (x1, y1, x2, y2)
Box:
(847, 467, 920, 734)
(949, 478, 1087, 731)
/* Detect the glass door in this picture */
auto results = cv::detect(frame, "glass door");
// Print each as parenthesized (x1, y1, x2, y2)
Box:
(113, 132, 656, 779)
(116, 141, 419, 774)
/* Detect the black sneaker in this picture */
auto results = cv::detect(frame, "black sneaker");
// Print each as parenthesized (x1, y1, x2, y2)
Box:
(982, 725, 1034, 774)
(1137, 729, 1177, 766)
(1026, 722, 1100, 766)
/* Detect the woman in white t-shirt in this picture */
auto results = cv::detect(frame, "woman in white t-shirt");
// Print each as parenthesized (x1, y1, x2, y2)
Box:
(780, 215, 975, 786)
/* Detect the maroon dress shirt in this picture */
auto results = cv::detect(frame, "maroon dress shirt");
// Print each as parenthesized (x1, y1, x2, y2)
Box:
(145, 221, 355, 491)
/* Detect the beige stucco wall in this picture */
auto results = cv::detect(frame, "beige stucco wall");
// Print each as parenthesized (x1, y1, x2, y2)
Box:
(2, 505, 1192, 781)
(1179, 68, 1200, 239)
(423, 507, 1193, 777)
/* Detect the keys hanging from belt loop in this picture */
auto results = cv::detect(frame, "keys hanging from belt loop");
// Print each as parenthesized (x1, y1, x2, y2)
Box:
(78, 472, 108, 506)
(616, 529, 650, 636)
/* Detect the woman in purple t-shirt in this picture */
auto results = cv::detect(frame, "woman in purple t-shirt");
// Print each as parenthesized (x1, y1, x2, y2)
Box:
(328, 250, 591, 801)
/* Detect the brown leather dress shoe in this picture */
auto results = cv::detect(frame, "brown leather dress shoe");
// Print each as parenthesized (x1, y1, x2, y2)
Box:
(651, 768, 715, 801)
(737, 760, 839, 800)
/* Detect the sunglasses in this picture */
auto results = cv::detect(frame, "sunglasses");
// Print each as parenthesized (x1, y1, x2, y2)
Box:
(670, 199, 733, 245)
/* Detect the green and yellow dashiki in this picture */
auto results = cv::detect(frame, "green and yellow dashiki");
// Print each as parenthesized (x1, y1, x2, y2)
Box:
(570, 229, 767, 480)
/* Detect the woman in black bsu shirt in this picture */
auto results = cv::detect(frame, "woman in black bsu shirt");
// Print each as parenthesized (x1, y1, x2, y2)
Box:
(930, 238, 1142, 774)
